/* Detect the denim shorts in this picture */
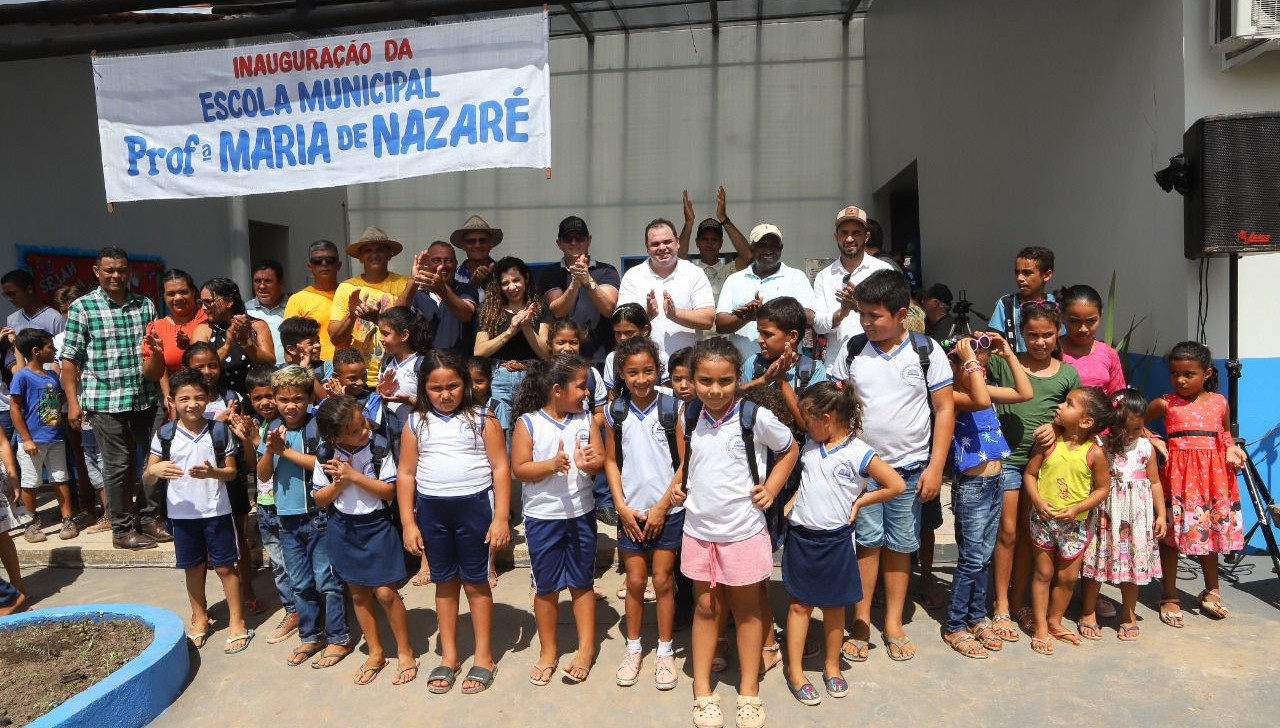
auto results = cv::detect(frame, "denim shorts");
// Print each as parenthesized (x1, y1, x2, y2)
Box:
(998, 463, 1025, 493)
(854, 463, 924, 553)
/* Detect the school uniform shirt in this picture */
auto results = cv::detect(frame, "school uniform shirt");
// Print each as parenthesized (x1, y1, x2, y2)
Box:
(409, 408, 492, 497)
(586, 367, 608, 412)
(789, 435, 877, 531)
(10, 368, 62, 444)
(683, 400, 794, 543)
(829, 335, 952, 468)
(602, 350, 671, 390)
(204, 389, 241, 422)
(380, 352, 420, 421)
(617, 259, 715, 358)
(811, 255, 895, 370)
(258, 425, 312, 516)
(519, 410, 596, 520)
(151, 422, 235, 519)
(603, 397, 682, 513)
(310, 440, 396, 515)
(715, 263, 817, 362)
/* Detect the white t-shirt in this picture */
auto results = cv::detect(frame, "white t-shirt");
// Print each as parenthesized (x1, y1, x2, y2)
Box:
(519, 410, 596, 520)
(811, 255, 895, 369)
(682, 400, 794, 543)
(409, 408, 492, 497)
(715, 263, 817, 362)
(617, 259, 715, 357)
(380, 352, 420, 420)
(150, 422, 235, 519)
(789, 435, 877, 531)
(602, 349, 671, 390)
(829, 334, 952, 467)
(310, 440, 396, 515)
(603, 396, 681, 512)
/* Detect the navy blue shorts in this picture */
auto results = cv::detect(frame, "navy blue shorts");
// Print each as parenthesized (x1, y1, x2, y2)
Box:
(326, 508, 407, 588)
(525, 511, 597, 595)
(782, 523, 861, 608)
(617, 509, 685, 554)
(170, 514, 239, 569)
(416, 490, 494, 585)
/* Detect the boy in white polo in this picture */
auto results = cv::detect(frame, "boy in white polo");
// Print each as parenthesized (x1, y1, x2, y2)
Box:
(829, 269, 954, 663)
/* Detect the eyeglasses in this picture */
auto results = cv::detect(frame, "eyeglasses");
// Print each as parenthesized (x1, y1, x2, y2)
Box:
(309, 256, 339, 266)
(197, 297, 226, 308)
(1019, 299, 1060, 312)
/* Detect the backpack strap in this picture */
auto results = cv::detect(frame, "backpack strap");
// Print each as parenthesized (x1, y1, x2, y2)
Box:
(587, 368, 598, 410)
(608, 393, 630, 469)
(210, 420, 230, 465)
(751, 355, 766, 381)
(796, 355, 815, 393)
(680, 400, 704, 493)
(1001, 293, 1017, 346)
(910, 331, 937, 438)
(656, 393, 680, 472)
(843, 333, 869, 372)
(740, 400, 760, 487)
(157, 420, 177, 463)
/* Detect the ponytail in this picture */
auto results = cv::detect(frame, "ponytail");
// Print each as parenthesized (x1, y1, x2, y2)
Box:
(797, 380, 863, 436)
(513, 353, 587, 419)
(379, 305, 435, 354)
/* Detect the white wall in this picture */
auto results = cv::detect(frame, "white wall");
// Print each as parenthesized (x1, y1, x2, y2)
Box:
(864, 1, 1187, 351)
(347, 19, 870, 274)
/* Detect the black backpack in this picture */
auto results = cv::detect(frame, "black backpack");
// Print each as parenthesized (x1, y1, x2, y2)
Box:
(751, 353, 817, 393)
(608, 392, 680, 472)
(265, 413, 322, 513)
(999, 293, 1018, 347)
(155, 419, 232, 488)
(843, 331, 936, 426)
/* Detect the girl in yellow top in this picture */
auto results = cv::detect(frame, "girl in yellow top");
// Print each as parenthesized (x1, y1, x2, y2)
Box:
(1022, 386, 1111, 656)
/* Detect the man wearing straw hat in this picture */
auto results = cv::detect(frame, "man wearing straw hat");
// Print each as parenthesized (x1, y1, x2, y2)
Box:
(451, 215, 503, 296)
(328, 227, 413, 386)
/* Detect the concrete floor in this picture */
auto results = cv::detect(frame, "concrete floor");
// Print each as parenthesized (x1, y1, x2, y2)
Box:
(11, 552, 1279, 728)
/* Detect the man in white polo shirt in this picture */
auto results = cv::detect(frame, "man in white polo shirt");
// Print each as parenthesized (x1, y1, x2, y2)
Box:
(617, 218, 715, 358)
(714, 223, 816, 362)
(813, 205, 895, 369)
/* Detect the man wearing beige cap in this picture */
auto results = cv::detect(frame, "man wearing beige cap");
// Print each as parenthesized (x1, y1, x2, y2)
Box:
(714, 223, 815, 362)
(451, 215, 502, 294)
(813, 205, 895, 369)
(328, 226, 414, 386)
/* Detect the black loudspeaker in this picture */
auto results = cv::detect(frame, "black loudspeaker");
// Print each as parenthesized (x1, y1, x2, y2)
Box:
(1184, 111, 1280, 259)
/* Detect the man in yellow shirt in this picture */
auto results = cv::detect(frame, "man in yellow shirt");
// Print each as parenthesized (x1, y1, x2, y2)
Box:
(283, 240, 342, 361)
(328, 227, 413, 385)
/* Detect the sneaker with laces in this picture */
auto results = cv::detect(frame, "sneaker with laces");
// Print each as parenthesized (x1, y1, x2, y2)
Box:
(23, 523, 46, 543)
(654, 654, 677, 690)
(735, 695, 765, 728)
(692, 694, 723, 728)
(616, 649, 642, 686)
(58, 518, 78, 540)
(265, 612, 299, 644)
(84, 517, 112, 534)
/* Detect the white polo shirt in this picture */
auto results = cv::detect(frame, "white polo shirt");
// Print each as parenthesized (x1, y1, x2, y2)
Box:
(715, 263, 816, 362)
(812, 255, 895, 370)
(150, 422, 235, 519)
(682, 400, 794, 543)
(830, 335, 953, 467)
(310, 440, 395, 515)
(409, 408, 492, 497)
(603, 396, 681, 512)
(519, 410, 596, 520)
(789, 435, 877, 531)
(617, 259, 714, 358)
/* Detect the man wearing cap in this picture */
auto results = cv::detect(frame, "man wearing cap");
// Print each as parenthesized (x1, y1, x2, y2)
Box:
(538, 216, 620, 365)
(676, 186, 753, 298)
(617, 218, 715, 357)
(813, 205, 895, 369)
(451, 215, 502, 295)
(922, 283, 955, 341)
(283, 240, 342, 361)
(714, 223, 816, 362)
(408, 241, 479, 354)
(328, 227, 413, 386)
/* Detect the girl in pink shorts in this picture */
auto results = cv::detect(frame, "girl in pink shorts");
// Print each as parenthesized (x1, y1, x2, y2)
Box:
(670, 337, 798, 728)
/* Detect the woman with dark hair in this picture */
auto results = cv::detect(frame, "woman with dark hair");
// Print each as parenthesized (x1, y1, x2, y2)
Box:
(142, 270, 207, 419)
(192, 277, 276, 396)
(473, 257, 550, 412)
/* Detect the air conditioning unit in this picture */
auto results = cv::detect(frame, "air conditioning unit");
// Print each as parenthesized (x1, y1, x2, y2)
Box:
(1213, 0, 1280, 51)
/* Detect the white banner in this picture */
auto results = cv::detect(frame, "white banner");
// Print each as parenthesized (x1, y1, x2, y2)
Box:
(93, 12, 550, 203)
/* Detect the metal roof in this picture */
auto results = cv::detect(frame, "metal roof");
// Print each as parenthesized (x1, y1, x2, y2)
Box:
(0, 0, 870, 61)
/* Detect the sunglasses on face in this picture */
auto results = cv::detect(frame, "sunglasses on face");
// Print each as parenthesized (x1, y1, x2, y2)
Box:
(309, 256, 339, 266)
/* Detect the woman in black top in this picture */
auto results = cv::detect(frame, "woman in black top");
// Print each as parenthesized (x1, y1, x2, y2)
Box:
(192, 277, 276, 396)
(473, 257, 550, 411)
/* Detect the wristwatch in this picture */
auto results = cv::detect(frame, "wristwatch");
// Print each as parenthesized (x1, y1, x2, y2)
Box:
(720, 216, 731, 225)
(587, 278, 598, 292)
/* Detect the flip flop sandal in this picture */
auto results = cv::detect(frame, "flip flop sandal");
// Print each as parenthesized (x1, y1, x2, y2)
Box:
(1076, 621, 1103, 641)
(787, 680, 822, 706)
(562, 661, 591, 683)
(287, 643, 325, 666)
(1117, 625, 1141, 642)
(1198, 590, 1229, 619)
(840, 638, 870, 663)
(223, 630, 255, 655)
(410, 572, 432, 587)
(461, 665, 497, 695)
(187, 626, 211, 650)
(1049, 629, 1081, 646)
(392, 659, 420, 685)
(311, 646, 352, 669)
(427, 665, 459, 694)
(883, 635, 915, 662)
(991, 614, 1020, 643)
(967, 622, 1003, 651)
(943, 632, 988, 659)
(354, 660, 387, 686)
(1030, 637, 1054, 656)
(529, 663, 556, 686)
(1159, 599, 1184, 628)
(711, 638, 730, 672)
(823, 674, 849, 698)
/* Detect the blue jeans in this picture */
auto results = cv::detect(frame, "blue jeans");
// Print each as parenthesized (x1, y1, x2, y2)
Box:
(998, 463, 1025, 492)
(854, 463, 925, 553)
(257, 504, 296, 614)
(945, 472, 1004, 634)
(278, 512, 347, 645)
(489, 365, 526, 415)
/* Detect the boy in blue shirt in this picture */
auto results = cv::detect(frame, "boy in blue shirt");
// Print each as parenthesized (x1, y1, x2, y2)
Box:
(987, 246, 1056, 353)
(258, 365, 351, 668)
(9, 329, 75, 542)
(741, 296, 828, 420)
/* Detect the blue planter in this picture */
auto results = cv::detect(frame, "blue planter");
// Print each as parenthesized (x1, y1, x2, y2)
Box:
(0, 603, 188, 728)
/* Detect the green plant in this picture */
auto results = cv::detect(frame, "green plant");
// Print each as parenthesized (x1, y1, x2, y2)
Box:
(1102, 271, 1157, 385)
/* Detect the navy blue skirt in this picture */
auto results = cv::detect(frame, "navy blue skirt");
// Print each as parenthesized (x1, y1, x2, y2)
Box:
(325, 508, 407, 588)
(782, 523, 861, 608)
